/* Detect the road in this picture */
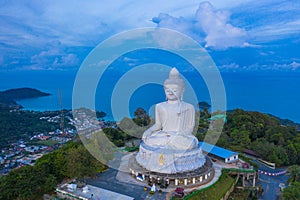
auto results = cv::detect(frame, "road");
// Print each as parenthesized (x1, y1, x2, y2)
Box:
(87, 168, 167, 200)
(258, 173, 288, 200)
(253, 160, 289, 200)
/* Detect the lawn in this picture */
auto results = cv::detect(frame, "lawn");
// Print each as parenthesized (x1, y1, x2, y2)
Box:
(185, 171, 236, 200)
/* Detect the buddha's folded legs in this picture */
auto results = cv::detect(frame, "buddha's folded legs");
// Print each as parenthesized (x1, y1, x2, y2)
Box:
(167, 135, 198, 150)
(144, 133, 198, 150)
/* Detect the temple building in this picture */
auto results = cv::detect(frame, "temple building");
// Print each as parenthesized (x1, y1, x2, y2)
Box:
(199, 142, 239, 163)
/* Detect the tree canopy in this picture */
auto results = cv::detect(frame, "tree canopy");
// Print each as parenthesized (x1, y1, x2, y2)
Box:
(133, 107, 151, 127)
(282, 165, 300, 199)
(197, 109, 300, 166)
(0, 141, 106, 200)
(0, 106, 60, 148)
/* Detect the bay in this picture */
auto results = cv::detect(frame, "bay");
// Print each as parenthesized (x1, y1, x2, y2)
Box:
(0, 70, 299, 123)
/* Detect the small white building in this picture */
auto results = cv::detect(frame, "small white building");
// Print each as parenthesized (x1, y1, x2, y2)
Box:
(56, 184, 134, 200)
(199, 142, 239, 163)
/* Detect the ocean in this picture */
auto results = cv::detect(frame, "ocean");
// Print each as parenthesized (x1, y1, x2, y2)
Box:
(0, 70, 299, 123)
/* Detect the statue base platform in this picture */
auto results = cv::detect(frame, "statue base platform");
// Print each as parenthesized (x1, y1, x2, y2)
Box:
(136, 142, 206, 174)
(128, 152, 214, 188)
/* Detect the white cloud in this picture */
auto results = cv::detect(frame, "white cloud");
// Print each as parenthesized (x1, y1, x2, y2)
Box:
(0, 0, 254, 50)
(30, 41, 79, 70)
(218, 61, 300, 71)
(30, 41, 62, 64)
(0, 0, 204, 48)
(274, 61, 300, 71)
(195, 2, 248, 49)
(290, 62, 300, 70)
(123, 57, 138, 63)
(53, 54, 79, 67)
(153, 13, 192, 35)
(249, 20, 300, 43)
(153, 2, 249, 49)
(1, 0, 300, 71)
(232, 0, 300, 43)
(259, 51, 275, 56)
(150, 27, 195, 49)
(123, 56, 139, 67)
(218, 63, 240, 71)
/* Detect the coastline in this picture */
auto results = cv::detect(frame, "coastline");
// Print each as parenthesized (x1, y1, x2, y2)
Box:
(1, 70, 299, 124)
(17, 97, 300, 124)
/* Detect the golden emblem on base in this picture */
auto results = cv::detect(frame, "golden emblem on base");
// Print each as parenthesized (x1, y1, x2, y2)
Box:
(159, 153, 164, 165)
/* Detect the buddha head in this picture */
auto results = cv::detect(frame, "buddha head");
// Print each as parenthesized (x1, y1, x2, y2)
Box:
(164, 68, 185, 101)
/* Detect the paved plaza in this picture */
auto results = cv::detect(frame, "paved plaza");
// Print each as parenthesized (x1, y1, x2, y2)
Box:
(87, 168, 167, 200)
(85, 153, 223, 200)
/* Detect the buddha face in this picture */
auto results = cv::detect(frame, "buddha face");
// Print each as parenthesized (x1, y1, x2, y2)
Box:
(164, 84, 184, 101)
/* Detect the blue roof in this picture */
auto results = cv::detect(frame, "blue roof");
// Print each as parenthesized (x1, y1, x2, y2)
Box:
(199, 141, 238, 159)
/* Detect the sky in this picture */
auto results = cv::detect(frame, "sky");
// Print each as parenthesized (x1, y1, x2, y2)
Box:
(0, 0, 300, 72)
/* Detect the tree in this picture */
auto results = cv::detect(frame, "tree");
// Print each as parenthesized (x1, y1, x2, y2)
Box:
(273, 146, 289, 166)
(287, 165, 300, 184)
(96, 111, 106, 119)
(0, 141, 106, 200)
(197, 108, 210, 134)
(283, 182, 300, 200)
(286, 144, 299, 165)
(103, 127, 127, 146)
(0, 165, 57, 200)
(66, 145, 101, 179)
(133, 107, 150, 127)
(197, 101, 211, 110)
(216, 109, 300, 166)
(230, 129, 251, 149)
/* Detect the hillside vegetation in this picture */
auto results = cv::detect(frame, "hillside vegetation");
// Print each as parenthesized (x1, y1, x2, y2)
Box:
(198, 109, 300, 166)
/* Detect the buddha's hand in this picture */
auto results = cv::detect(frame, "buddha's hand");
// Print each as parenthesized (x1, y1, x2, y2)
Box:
(142, 129, 152, 141)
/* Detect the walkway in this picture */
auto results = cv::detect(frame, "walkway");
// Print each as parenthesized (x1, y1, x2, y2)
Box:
(87, 152, 167, 200)
(87, 168, 166, 200)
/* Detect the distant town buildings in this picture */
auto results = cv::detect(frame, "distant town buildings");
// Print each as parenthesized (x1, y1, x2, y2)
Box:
(0, 109, 114, 175)
(0, 112, 76, 175)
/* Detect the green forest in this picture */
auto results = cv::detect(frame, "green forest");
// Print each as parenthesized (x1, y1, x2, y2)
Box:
(106, 107, 300, 166)
(0, 141, 106, 200)
(0, 106, 57, 147)
(197, 109, 300, 166)
(1, 105, 300, 199)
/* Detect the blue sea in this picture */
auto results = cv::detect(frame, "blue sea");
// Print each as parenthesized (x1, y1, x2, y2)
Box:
(0, 70, 300, 123)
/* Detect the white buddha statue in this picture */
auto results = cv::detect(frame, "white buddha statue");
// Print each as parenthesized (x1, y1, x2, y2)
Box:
(136, 68, 205, 174)
(141, 68, 198, 150)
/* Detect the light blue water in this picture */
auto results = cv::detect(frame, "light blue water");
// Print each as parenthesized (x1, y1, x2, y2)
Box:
(0, 70, 299, 123)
